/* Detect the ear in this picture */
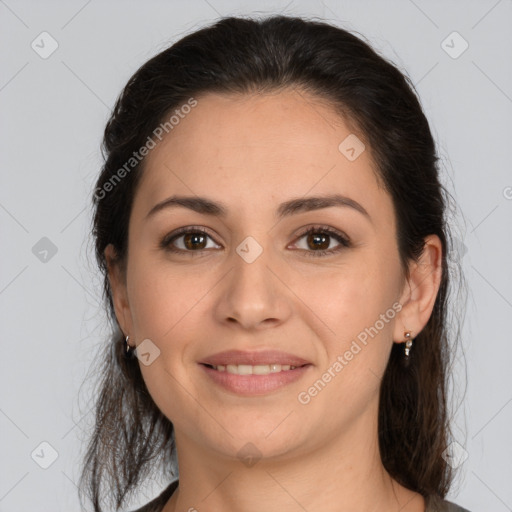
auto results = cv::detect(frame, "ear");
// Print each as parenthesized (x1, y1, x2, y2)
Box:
(393, 234, 443, 343)
(104, 244, 133, 337)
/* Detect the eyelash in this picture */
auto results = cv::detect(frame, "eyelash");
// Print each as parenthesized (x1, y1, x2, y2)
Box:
(160, 225, 351, 258)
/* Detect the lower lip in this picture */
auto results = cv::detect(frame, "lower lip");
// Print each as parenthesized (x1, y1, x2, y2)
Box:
(199, 364, 312, 396)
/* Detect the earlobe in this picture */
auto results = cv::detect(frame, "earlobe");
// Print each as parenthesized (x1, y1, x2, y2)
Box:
(104, 244, 133, 336)
(393, 234, 443, 343)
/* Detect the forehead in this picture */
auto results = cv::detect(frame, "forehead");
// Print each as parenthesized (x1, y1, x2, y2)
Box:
(135, 88, 393, 227)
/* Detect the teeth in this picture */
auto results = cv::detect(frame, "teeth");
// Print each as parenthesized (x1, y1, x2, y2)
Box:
(211, 364, 298, 374)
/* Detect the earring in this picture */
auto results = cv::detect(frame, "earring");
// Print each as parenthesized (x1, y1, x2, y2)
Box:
(404, 331, 413, 358)
(125, 335, 135, 358)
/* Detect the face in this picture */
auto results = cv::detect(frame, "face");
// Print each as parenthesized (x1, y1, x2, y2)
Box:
(107, 88, 413, 462)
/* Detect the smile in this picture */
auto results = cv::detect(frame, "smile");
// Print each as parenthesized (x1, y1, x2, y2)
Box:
(205, 363, 301, 374)
(200, 363, 312, 395)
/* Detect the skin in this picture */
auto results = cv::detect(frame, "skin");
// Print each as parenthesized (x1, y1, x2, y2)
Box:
(105, 88, 442, 512)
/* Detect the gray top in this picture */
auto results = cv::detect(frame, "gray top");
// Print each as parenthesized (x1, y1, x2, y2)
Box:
(130, 480, 471, 512)
(426, 494, 471, 512)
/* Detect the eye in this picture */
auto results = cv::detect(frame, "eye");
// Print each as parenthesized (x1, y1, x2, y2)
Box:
(160, 225, 351, 258)
(291, 225, 351, 257)
(160, 226, 221, 255)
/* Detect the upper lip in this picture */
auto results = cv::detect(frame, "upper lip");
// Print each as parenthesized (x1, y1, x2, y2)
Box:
(199, 350, 311, 367)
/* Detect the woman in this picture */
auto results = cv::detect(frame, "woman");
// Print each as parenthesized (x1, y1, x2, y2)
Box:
(79, 15, 470, 512)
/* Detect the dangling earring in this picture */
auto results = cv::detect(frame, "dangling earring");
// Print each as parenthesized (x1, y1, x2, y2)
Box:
(125, 335, 135, 359)
(404, 331, 413, 358)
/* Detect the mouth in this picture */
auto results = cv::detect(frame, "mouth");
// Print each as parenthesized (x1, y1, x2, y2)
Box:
(198, 350, 313, 395)
(199, 361, 313, 396)
(200, 362, 311, 375)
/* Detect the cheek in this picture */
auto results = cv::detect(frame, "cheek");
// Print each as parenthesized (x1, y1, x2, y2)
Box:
(127, 255, 210, 339)
(295, 272, 395, 430)
(127, 260, 210, 425)
(290, 258, 393, 339)
(293, 258, 398, 384)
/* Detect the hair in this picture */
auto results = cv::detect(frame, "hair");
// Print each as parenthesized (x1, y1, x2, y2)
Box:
(79, 14, 467, 512)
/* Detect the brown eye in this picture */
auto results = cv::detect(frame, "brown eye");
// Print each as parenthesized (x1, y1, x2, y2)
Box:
(293, 226, 351, 258)
(160, 227, 221, 254)
(305, 232, 330, 251)
(182, 232, 207, 250)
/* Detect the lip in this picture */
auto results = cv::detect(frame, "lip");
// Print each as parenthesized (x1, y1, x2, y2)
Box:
(200, 363, 313, 396)
(199, 349, 311, 367)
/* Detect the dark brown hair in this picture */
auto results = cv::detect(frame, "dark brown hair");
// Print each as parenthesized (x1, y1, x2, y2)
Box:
(79, 14, 467, 511)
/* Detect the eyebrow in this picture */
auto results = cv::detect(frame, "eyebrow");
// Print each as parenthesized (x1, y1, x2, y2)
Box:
(145, 193, 371, 223)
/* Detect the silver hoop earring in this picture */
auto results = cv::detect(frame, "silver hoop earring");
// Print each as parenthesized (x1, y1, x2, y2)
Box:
(125, 335, 135, 358)
(404, 331, 413, 358)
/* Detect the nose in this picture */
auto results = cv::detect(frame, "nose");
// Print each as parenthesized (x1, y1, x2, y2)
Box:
(213, 239, 292, 331)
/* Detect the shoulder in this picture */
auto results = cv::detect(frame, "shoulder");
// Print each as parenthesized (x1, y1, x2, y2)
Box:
(425, 493, 472, 512)
(129, 480, 179, 512)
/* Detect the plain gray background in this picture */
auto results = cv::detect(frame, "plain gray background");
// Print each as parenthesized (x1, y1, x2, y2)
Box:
(1, 0, 511, 510)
